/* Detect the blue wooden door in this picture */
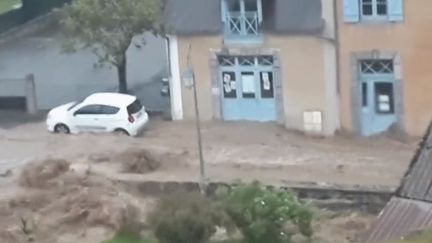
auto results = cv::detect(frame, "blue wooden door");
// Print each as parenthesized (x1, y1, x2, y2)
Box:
(220, 56, 276, 121)
(359, 68, 397, 136)
(359, 59, 397, 136)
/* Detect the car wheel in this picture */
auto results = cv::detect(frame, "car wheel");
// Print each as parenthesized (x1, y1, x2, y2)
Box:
(54, 124, 70, 134)
(113, 128, 130, 136)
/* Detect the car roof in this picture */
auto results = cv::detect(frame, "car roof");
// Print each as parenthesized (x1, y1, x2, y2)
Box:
(83, 93, 137, 107)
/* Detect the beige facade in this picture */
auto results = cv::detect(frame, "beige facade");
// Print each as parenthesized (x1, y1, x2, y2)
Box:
(176, 34, 339, 135)
(337, 0, 432, 136)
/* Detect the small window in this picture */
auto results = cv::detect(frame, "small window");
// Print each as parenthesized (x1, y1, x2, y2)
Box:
(360, 59, 393, 74)
(361, 0, 373, 16)
(376, 0, 387, 15)
(101, 105, 120, 115)
(222, 71, 237, 98)
(127, 99, 143, 115)
(75, 105, 102, 115)
(260, 71, 274, 98)
(362, 82, 368, 107)
(257, 55, 274, 66)
(241, 72, 255, 98)
(375, 82, 394, 114)
(218, 56, 235, 66)
(238, 56, 255, 66)
(360, 0, 388, 19)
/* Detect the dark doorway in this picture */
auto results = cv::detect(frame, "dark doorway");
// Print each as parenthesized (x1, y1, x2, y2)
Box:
(0, 97, 26, 110)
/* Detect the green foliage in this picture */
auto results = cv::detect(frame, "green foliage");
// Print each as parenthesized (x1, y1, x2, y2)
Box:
(0, 0, 20, 14)
(61, 0, 164, 66)
(60, 0, 165, 92)
(217, 182, 313, 243)
(148, 192, 233, 243)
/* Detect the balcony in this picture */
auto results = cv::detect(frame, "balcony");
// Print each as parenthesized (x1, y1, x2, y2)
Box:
(224, 11, 262, 43)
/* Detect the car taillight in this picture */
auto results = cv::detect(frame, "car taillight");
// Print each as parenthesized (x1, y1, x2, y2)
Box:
(128, 115, 135, 123)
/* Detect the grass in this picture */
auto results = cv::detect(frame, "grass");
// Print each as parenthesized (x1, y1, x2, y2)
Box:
(0, 0, 20, 14)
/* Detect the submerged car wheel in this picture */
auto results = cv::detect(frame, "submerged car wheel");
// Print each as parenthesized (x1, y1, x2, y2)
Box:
(54, 124, 70, 134)
(114, 128, 130, 136)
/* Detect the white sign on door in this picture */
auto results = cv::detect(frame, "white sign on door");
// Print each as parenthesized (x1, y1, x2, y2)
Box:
(241, 74, 255, 94)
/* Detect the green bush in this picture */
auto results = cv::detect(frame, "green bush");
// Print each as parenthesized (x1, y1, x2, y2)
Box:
(148, 192, 232, 243)
(216, 182, 313, 243)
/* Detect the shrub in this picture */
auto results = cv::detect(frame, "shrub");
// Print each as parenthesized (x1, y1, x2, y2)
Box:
(217, 181, 313, 243)
(148, 192, 232, 243)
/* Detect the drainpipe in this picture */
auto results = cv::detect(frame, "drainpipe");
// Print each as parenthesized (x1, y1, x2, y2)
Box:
(333, 0, 341, 95)
(165, 36, 171, 77)
(318, 0, 341, 95)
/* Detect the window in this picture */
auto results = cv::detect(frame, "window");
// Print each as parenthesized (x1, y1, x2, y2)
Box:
(260, 72, 274, 98)
(221, 0, 262, 37)
(127, 99, 143, 115)
(257, 56, 273, 66)
(238, 56, 255, 66)
(343, 0, 404, 23)
(101, 105, 120, 115)
(360, 59, 393, 74)
(222, 71, 237, 98)
(362, 83, 368, 107)
(375, 83, 394, 114)
(74, 105, 102, 115)
(361, 0, 387, 19)
(218, 56, 236, 66)
(241, 72, 255, 98)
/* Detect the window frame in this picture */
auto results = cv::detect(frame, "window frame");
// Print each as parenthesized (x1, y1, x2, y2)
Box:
(360, 0, 388, 20)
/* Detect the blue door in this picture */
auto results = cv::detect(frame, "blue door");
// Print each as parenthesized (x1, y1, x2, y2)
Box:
(359, 59, 397, 136)
(219, 56, 276, 121)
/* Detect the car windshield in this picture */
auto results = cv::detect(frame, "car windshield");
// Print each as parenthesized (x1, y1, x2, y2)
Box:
(127, 99, 142, 115)
(67, 100, 83, 111)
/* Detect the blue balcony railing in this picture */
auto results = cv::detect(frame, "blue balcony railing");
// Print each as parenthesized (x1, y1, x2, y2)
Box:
(226, 11, 259, 36)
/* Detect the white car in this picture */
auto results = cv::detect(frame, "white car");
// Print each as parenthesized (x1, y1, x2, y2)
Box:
(46, 93, 149, 136)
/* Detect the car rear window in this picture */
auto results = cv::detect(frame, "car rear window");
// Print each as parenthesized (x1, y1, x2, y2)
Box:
(127, 99, 142, 115)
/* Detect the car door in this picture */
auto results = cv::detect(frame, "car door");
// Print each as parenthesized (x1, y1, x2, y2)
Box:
(72, 105, 104, 133)
(97, 105, 122, 131)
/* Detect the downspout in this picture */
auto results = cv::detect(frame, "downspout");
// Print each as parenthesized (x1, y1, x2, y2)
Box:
(317, 0, 341, 95)
(316, 0, 341, 134)
(165, 36, 171, 76)
(333, 0, 341, 95)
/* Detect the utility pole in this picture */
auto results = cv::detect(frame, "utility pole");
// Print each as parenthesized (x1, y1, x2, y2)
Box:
(184, 44, 207, 194)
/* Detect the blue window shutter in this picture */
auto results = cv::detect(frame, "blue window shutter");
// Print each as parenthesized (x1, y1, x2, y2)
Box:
(257, 0, 262, 23)
(343, 0, 360, 23)
(388, 0, 404, 22)
(221, 0, 227, 22)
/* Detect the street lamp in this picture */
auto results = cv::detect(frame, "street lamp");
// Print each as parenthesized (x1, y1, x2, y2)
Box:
(182, 67, 207, 194)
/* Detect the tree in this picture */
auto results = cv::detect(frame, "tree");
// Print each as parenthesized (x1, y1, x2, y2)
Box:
(61, 0, 165, 93)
